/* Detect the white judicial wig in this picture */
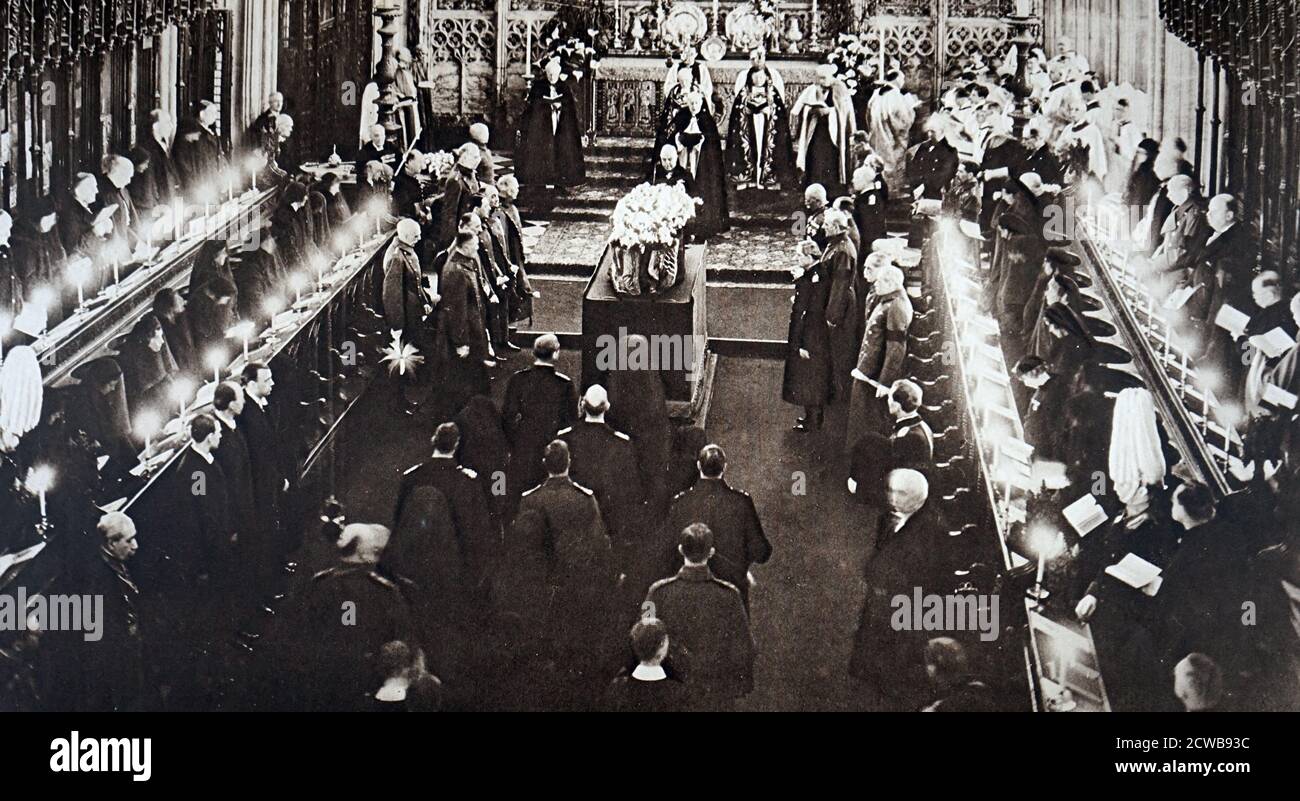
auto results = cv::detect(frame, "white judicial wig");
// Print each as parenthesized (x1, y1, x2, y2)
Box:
(791, 64, 857, 184)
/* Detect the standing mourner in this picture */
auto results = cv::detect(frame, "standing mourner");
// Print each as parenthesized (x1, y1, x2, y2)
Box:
(517, 57, 586, 189)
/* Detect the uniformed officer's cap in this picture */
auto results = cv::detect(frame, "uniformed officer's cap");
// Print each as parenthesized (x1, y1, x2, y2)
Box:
(679, 522, 714, 563)
(432, 421, 460, 453)
(534, 333, 561, 359)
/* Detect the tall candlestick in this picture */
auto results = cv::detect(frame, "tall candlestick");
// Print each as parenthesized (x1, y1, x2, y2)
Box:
(525, 23, 533, 76)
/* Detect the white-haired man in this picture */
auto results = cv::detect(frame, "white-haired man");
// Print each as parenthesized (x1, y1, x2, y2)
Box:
(517, 56, 586, 188)
(849, 467, 947, 706)
(848, 263, 913, 449)
(249, 91, 286, 150)
(358, 123, 398, 188)
(79, 510, 144, 710)
(382, 219, 435, 413)
(283, 521, 416, 710)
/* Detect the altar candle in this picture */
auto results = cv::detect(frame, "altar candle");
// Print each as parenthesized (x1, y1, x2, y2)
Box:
(1035, 546, 1046, 588)
(112, 255, 120, 289)
(1179, 351, 1188, 395)
(75, 277, 85, 309)
(525, 24, 533, 74)
(1223, 420, 1231, 457)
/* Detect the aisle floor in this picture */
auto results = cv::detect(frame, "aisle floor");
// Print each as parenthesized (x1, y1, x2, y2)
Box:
(304, 351, 894, 710)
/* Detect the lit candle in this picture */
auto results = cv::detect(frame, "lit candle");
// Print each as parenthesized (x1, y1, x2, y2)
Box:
(172, 378, 194, 418)
(1035, 545, 1046, 587)
(525, 24, 533, 76)
(238, 320, 253, 359)
(206, 348, 227, 386)
(26, 465, 53, 520)
(1179, 351, 1188, 396)
(137, 410, 161, 460)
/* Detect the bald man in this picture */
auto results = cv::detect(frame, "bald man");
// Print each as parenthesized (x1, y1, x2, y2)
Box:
(803, 183, 829, 248)
(382, 217, 431, 335)
(650, 144, 696, 195)
(558, 385, 647, 582)
(1150, 174, 1209, 288)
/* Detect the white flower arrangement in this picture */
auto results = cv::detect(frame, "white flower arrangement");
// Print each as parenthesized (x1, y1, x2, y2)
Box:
(428, 151, 455, 181)
(609, 182, 696, 249)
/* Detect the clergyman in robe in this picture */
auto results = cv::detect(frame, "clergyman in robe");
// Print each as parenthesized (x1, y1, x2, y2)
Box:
(791, 64, 857, 191)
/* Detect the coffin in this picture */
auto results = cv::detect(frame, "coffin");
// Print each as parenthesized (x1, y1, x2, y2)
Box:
(582, 242, 708, 406)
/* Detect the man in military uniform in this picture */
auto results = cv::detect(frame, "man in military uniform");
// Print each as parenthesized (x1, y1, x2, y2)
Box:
(663, 445, 771, 609)
(502, 334, 579, 501)
(646, 523, 755, 709)
(276, 523, 416, 711)
(558, 385, 646, 588)
(517, 440, 618, 708)
(395, 422, 498, 595)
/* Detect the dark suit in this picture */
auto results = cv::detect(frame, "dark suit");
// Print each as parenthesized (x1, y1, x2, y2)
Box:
(664, 478, 771, 606)
(849, 414, 935, 505)
(395, 456, 497, 589)
(213, 416, 257, 543)
(502, 363, 579, 496)
(849, 503, 949, 696)
(645, 563, 755, 704)
(141, 135, 181, 204)
(237, 393, 290, 560)
(172, 121, 228, 198)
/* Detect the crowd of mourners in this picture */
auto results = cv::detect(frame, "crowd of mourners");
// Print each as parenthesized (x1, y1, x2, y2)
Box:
(4, 31, 1300, 712)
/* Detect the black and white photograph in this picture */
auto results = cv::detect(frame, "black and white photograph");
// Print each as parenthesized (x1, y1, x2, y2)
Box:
(0, 0, 1297, 779)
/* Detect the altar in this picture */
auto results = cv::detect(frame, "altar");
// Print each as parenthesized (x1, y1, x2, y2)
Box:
(594, 53, 823, 137)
